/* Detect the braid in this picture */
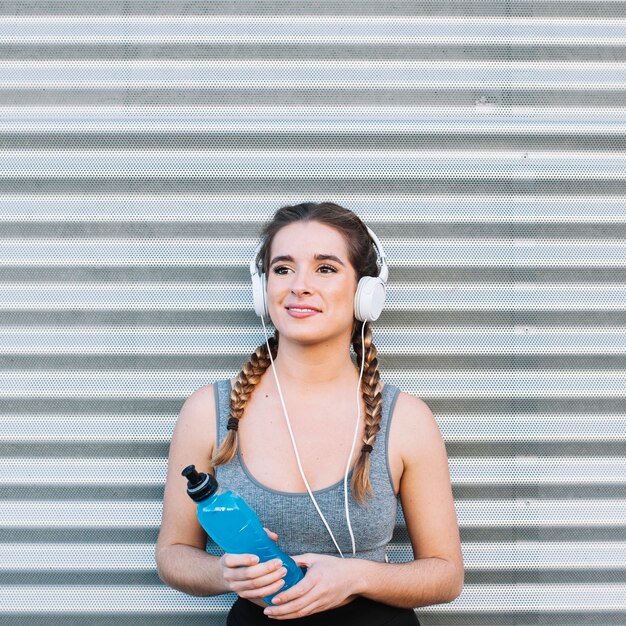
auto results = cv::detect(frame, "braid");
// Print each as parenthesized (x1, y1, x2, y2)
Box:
(211, 333, 278, 467)
(351, 322, 383, 504)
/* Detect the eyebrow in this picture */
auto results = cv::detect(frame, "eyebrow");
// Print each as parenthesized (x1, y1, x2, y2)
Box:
(269, 253, 346, 267)
(315, 254, 346, 266)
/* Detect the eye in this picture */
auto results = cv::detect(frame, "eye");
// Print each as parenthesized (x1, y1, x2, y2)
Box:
(272, 265, 292, 275)
(318, 264, 337, 273)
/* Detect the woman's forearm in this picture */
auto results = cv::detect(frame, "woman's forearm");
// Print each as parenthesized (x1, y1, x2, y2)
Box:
(355, 556, 464, 609)
(156, 543, 229, 597)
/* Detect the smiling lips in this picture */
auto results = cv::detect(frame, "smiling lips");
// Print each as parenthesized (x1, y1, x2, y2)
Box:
(285, 305, 321, 318)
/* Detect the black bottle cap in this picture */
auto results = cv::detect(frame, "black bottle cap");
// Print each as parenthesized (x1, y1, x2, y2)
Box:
(181, 464, 218, 502)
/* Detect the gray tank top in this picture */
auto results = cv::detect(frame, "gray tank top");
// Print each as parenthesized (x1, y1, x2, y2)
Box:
(211, 379, 401, 561)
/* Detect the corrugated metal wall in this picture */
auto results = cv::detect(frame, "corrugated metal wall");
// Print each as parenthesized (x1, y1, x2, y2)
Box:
(1, 1, 625, 624)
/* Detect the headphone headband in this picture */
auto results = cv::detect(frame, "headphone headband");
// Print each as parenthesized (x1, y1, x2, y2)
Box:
(364, 226, 389, 284)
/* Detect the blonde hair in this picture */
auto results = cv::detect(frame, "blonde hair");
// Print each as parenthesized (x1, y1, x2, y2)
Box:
(211, 202, 384, 505)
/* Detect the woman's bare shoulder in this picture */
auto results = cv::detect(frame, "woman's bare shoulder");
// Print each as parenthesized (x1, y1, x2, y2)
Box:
(391, 388, 436, 424)
(172, 383, 219, 457)
(180, 383, 217, 419)
(389, 390, 445, 461)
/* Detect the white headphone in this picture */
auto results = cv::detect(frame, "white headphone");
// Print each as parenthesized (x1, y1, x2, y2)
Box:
(250, 225, 388, 321)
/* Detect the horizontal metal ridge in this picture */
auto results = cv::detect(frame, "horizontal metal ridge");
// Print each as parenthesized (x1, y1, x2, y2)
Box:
(437, 414, 626, 442)
(1, 16, 625, 45)
(0, 584, 229, 612)
(1, 60, 626, 90)
(0, 500, 164, 527)
(0, 370, 624, 398)
(0, 583, 624, 612)
(1, 195, 624, 223)
(6, 88, 626, 109)
(0, 413, 173, 442)
(2, 327, 626, 354)
(436, 584, 626, 612)
(2, 238, 625, 267)
(428, 542, 626, 570)
(1, 499, 625, 528)
(449, 458, 626, 484)
(3, 117, 626, 135)
(2, 150, 626, 178)
(0, 283, 623, 311)
(457, 499, 626, 527)
(3, 0, 626, 18)
(2, 541, 625, 571)
(2, 106, 626, 132)
(2, 413, 625, 444)
(2, 457, 626, 485)
(0, 459, 169, 485)
(0, 543, 158, 570)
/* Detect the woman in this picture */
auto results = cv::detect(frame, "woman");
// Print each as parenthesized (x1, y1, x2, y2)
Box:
(155, 202, 464, 624)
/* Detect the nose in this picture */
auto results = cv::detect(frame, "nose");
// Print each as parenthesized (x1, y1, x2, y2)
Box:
(291, 286, 312, 297)
(289, 270, 313, 296)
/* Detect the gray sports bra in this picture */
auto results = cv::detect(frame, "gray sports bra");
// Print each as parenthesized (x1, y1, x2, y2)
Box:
(211, 379, 402, 561)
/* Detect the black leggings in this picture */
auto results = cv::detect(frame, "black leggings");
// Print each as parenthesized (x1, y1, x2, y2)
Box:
(227, 596, 421, 626)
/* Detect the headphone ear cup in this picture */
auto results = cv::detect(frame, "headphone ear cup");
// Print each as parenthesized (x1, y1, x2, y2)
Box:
(251, 271, 268, 318)
(354, 276, 386, 322)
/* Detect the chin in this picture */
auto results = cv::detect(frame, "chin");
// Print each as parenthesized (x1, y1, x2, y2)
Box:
(279, 328, 324, 345)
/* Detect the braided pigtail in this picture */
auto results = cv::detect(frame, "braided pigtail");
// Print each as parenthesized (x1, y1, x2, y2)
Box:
(351, 321, 383, 505)
(211, 333, 278, 467)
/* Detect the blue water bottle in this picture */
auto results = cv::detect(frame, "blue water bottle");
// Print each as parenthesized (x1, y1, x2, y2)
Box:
(182, 464, 304, 603)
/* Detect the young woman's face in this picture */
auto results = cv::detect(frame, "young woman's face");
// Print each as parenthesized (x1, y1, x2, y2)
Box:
(266, 220, 358, 345)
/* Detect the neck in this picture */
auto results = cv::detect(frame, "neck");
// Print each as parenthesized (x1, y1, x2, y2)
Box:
(268, 335, 358, 390)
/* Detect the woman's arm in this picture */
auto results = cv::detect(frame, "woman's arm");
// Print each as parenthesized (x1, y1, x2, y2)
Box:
(262, 392, 463, 619)
(155, 384, 227, 595)
(155, 384, 287, 599)
(343, 391, 464, 606)
(356, 391, 464, 606)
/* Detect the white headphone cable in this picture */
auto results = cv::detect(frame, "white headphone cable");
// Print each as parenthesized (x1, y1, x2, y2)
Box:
(260, 313, 347, 558)
(343, 319, 367, 557)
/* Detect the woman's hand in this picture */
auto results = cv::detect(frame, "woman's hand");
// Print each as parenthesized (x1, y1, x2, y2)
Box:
(217, 528, 287, 604)
(262, 553, 362, 620)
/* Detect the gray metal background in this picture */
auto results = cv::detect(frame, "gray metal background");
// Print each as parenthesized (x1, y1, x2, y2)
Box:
(1, 1, 625, 624)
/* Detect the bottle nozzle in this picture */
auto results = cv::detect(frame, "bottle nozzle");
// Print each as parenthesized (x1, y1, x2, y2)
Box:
(182, 464, 201, 485)
(182, 463, 218, 501)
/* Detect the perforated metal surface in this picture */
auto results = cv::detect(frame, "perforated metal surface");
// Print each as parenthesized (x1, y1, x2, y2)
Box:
(1, 1, 625, 625)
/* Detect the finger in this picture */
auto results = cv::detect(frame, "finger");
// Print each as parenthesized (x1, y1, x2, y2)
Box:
(267, 575, 313, 606)
(226, 557, 284, 583)
(263, 527, 279, 541)
(243, 558, 285, 580)
(221, 553, 259, 569)
(233, 570, 286, 598)
(264, 595, 320, 619)
(291, 553, 314, 568)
